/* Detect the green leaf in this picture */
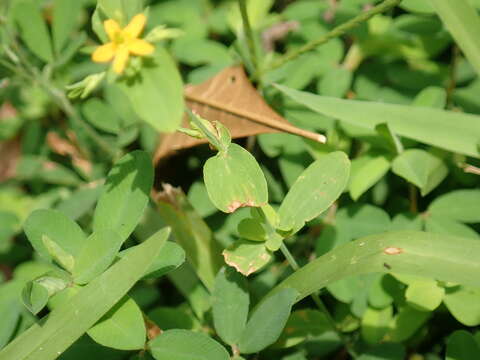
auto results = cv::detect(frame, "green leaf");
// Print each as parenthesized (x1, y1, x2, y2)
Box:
(223, 240, 272, 276)
(428, 189, 480, 223)
(357, 343, 406, 360)
(361, 306, 392, 344)
(278, 151, 350, 231)
(187, 181, 217, 218)
(98, 0, 144, 25)
(13, 0, 53, 62)
(413, 86, 447, 108)
(140, 241, 185, 279)
(156, 186, 223, 291)
(24, 209, 86, 265)
(237, 218, 267, 242)
(149, 329, 229, 360)
(118, 47, 184, 133)
(204, 144, 268, 213)
(405, 279, 444, 311)
(317, 68, 352, 98)
(275, 84, 480, 158)
(73, 229, 123, 285)
(349, 154, 391, 201)
(388, 305, 431, 342)
(0, 281, 24, 350)
(81, 98, 122, 134)
(52, 0, 82, 54)
(239, 288, 298, 354)
(429, 0, 480, 77)
(212, 267, 250, 345)
(87, 296, 146, 350)
(21, 282, 47, 315)
(55, 185, 104, 221)
(444, 286, 480, 326)
(22, 273, 70, 315)
(446, 330, 480, 360)
(368, 274, 402, 309)
(391, 149, 448, 196)
(265, 231, 480, 304)
(41, 235, 75, 272)
(425, 216, 479, 239)
(93, 151, 153, 243)
(0, 227, 170, 360)
(275, 310, 330, 348)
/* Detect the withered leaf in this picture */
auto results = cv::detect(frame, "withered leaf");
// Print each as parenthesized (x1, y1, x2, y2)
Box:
(46, 131, 92, 175)
(0, 137, 21, 183)
(154, 66, 325, 162)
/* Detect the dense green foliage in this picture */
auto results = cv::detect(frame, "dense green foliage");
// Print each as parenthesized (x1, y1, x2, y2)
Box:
(1, 0, 480, 359)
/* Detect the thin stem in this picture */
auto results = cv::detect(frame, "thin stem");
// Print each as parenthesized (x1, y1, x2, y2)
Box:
(259, 0, 401, 76)
(40, 81, 118, 161)
(279, 242, 357, 358)
(2, 22, 118, 161)
(238, 0, 259, 74)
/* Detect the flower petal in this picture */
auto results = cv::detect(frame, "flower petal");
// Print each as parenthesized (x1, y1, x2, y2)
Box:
(92, 43, 116, 63)
(104, 19, 121, 41)
(123, 14, 146, 38)
(113, 46, 129, 74)
(128, 39, 154, 56)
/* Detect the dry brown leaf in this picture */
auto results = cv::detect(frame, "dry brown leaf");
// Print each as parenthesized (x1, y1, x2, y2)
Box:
(154, 66, 325, 163)
(0, 137, 21, 183)
(46, 131, 92, 175)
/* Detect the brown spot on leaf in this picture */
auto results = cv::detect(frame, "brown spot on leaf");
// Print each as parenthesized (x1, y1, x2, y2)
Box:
(383, 263, 392, 270)
(384, 247, 403, 255)
(227, 199, 257, 213)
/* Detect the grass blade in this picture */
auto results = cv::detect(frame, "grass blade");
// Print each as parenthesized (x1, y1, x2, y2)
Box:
(429, 0, 480, 77)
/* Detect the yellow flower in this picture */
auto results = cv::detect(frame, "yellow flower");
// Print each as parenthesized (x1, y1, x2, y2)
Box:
(92, 14, 154, 74)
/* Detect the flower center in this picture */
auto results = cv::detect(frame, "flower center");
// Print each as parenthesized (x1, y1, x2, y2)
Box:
(113, 32, 126, 44)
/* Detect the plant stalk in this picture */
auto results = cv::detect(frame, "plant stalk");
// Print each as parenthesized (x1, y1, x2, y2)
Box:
(238, 0, 259, 75)
(259, 0, 402, 76)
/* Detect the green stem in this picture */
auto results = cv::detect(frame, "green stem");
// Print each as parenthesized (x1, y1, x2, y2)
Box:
(279, 242, 357, 358)
(2, 23, 118, 161)
(238, 0, 259, 74)
(259, 0, 401, 76)
(45, 85, 119, 161)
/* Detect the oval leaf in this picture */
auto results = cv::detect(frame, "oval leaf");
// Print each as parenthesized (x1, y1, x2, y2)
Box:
(24, 209, 86, 265)
(446, 330, 480, 360)
(223, 240, 272, 276)
(149, 329, 230, 360)
(428, 189, 480, 223)
(93, 150, 153, 242)
(13, 0, 53, 62)
(204, 143, 268, 213)
(73, 229, 123, 285)
(212, 267, 250, 345)
(391, 149, 447, 196)
(278, 151, 350, 231)
(238, 288, 298, 354)
(88, 296, 146, 350)
(118, 47, 184, 133)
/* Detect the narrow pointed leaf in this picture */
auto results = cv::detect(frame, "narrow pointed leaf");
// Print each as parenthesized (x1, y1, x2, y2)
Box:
(0, 228, 170, 360)
(275, 84, 480, 158)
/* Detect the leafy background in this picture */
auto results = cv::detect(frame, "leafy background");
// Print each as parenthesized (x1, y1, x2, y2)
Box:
(1, 0, 480, 359)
